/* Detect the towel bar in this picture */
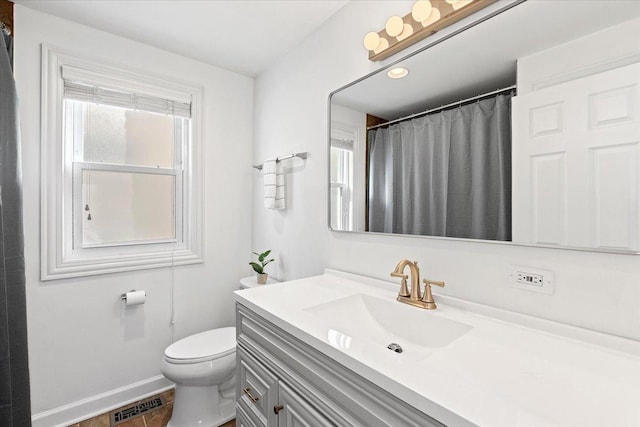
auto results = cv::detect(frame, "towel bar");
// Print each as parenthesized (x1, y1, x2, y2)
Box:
(253, 152, 308, 170)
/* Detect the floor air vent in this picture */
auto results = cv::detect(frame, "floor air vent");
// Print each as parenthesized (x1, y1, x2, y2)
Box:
(111, 395, 165, 425)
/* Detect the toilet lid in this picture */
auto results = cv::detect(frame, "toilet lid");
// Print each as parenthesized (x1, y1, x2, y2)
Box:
(165, 327, 236, 361)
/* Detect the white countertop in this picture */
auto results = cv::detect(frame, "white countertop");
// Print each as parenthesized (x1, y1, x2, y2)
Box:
(234, 270, 640, 427)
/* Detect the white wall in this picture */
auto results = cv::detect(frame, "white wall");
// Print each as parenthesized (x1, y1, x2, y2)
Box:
(15, 5, 253, 419)
(517, 17, 640, 93)
(252, 1, 640, 342)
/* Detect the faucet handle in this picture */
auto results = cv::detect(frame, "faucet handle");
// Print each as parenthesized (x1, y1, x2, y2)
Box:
(391, 272, 410, 297)
(421, 279, 445, 309)
(425, 279, 445, 289)
(398, 278, 410, 297)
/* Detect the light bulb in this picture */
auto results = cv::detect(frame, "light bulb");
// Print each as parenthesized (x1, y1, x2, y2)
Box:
(373, 38, 389, 55)
(420, 7, 441, 27)
(412, 0, 433, 23)
(363, 32, 381, 51)
(387, 67, 409, 79)
(385, 16, 404, 37)
(397, 23, 414, 42)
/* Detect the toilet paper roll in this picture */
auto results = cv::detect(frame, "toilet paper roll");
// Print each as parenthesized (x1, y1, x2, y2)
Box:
(123, 290, 146, 306)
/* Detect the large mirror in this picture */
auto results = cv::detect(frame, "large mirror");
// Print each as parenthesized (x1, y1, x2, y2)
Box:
(329, 0, 640, 253)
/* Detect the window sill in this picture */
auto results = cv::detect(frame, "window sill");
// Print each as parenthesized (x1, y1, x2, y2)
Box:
(42, 248, 203, 281)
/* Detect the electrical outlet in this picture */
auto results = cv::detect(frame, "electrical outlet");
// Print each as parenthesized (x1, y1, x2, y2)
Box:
(516, 271, 543, 286)
(509, 265, 554, 294)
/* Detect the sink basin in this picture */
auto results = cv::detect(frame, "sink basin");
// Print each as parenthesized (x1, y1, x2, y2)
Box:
(305, 294, 472, 353)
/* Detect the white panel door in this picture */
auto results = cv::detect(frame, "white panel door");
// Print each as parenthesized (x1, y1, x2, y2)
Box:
(512, 62, 640, 251)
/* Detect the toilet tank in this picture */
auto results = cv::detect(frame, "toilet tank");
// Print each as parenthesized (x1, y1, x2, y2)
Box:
(239, 275, 280, 290)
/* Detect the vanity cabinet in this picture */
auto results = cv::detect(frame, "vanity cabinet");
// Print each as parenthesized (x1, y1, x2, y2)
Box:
(235, 303, 444, 427)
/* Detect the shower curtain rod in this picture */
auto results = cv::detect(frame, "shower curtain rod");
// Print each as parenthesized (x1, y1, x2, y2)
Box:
(367, 84, 517, 131)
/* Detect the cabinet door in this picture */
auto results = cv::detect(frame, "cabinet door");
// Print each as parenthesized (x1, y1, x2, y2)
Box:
(512, 62, 640, 250)
(275, 382, 334, 427)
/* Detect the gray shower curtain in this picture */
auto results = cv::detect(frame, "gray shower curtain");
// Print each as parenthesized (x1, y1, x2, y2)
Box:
(368, 93, 512, 241)
(0, 31, 31, 426)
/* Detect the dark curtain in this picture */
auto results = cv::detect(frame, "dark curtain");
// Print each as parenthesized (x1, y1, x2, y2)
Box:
(368, 93, 512, 241)
(0, 31, 31, 426)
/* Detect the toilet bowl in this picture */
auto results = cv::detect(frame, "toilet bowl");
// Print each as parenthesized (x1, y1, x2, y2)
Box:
(161, 327, 236, 427)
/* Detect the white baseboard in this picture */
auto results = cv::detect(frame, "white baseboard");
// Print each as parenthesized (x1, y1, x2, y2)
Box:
(31, 375, 174, 427)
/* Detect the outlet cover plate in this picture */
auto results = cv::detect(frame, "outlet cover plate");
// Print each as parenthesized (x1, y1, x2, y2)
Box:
(509, 265, 554, 295)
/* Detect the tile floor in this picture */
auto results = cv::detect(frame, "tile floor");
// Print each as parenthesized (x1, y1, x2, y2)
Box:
(68, 389, 236, 427)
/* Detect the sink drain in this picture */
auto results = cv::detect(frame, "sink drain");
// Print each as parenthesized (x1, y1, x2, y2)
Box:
(387, 343, 403, 353)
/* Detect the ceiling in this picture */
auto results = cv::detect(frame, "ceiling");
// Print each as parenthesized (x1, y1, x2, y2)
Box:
(14, 0, 348, 77)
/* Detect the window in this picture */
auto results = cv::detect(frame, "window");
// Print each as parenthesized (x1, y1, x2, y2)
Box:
(330, 138, 354, 231)
(329, 122, 365, 232)
(41, 47, 203, 279)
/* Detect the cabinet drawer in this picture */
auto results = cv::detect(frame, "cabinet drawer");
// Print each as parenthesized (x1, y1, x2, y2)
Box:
(237, 346, 278, 425)
(236, 402, 259, 427)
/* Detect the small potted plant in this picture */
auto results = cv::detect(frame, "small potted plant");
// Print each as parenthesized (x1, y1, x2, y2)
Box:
(249, 250, 274, 285)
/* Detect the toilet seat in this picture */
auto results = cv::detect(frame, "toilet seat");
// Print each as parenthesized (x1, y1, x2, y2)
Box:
(165, 327, 236, 364)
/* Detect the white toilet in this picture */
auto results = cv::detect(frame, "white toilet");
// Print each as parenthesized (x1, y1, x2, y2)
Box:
(161, 327, 236, 427)
(161, 277, 279, 426)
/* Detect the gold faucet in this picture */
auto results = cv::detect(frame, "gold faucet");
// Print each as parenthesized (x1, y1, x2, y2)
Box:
(390, 259, 419, 299)
(390, 259, 445, 310)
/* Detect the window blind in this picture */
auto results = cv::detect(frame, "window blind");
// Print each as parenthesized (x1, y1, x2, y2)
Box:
(63, 81, 192, 118)
(331, 137, 354, 151)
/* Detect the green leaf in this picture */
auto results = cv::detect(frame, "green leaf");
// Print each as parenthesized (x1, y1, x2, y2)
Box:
(258, 250, 271, 262)
(263, 259, 274, 267)
(249, 262, 263, 274)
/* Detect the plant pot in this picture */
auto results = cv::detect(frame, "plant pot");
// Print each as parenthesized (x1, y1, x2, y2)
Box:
(257, 273, 268, 285)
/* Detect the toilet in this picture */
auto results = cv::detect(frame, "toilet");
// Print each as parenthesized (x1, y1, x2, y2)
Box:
(161, 277, 279, 426)
(161, 327, 236, 427)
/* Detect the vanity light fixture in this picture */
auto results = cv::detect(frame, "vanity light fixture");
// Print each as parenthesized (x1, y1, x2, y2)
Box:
(363, 0, 495, 61)
(387, 67, 409, 79)
(446, 0, 476, 10)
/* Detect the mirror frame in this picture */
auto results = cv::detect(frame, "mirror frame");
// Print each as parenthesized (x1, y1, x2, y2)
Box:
(326, 0, 639, 255)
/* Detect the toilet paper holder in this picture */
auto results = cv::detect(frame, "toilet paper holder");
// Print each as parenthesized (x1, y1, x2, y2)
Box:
(121, 289, 146, 305)
(121, 289, 137, 300)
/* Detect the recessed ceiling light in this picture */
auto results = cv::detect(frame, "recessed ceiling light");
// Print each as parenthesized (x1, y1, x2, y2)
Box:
(387, 67, 409, 79)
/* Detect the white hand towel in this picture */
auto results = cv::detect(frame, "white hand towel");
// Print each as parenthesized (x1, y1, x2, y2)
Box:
(263, 160, 285, 210)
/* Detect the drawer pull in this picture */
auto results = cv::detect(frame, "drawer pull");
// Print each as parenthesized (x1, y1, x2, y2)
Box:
(243, 387, 259, 403)
(274, 404, 284, 414)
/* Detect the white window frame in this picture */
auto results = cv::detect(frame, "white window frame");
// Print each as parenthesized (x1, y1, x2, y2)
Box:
(330, 139, 354, 231)
(41, 46, 204, 280)
(71, 161, 184, 249)
(330, 123, 364, 231)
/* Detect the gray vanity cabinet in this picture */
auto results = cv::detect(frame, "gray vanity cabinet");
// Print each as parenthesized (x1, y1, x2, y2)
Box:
(235, 303, 445, 427)
(276, 382, 334, 427)
(236, 403, 256, 427)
